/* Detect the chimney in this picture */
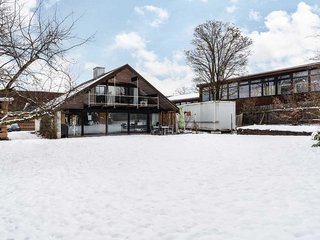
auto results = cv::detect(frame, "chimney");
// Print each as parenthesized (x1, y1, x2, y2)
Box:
(93, 67, 105, 78)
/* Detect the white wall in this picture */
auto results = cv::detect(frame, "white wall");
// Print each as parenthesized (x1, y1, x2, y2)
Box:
(181, 101, 236, 131)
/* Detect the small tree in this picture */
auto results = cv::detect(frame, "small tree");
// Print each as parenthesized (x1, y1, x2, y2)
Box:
(39, 115, 57, 139)
(241, 98, 258, 125)
(185, 20, 252, 100)
(174, 86, 197, 95)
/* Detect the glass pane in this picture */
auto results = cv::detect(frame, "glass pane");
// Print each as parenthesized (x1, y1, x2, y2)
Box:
(202, 91, 210, 101)
(221, 84, 228, 100)
(228, 83, 238, 99)
(277, 79, 292, 95)
(263, 81, 275, 96)
(311, 75, 320, 92)
(293, 78, 308, 93)
(130, 114, 148, 133)
(311, 69, 320, 75)
(251, 83, 262, 97)
(278, 75, 290, 80)
(84, 112, 106, 135)
(108, 113, 128, 134)
(293, 71, 308, 77)
(67, 114, 81, 137)
(239, 84, 249, 98)
(96, 85, 106, 95)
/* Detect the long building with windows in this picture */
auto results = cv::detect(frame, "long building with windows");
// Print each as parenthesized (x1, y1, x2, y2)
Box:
(197, 62, 320, 112)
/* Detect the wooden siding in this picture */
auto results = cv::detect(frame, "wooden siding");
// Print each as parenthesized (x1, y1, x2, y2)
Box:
(0, 101, 9, 140)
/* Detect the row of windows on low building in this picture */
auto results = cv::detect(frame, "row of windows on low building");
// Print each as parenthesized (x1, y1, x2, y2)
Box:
(201, 69, 320, 101)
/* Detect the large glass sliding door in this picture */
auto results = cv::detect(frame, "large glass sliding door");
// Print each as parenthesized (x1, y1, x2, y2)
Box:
(108, 113, 128, 134)
(84, 112, 106, 135)
(107, 112, 149, 134)
(129, 113, 148, 133)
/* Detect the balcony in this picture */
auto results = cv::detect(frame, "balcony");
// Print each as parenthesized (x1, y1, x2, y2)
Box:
(88, 93, 159, 108)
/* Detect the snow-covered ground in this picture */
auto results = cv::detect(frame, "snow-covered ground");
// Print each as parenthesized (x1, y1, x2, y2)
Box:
(1, 133, 320, 240)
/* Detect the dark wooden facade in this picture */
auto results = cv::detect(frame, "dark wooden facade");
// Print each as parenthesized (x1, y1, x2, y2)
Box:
(58, 64, 178, 137)
(197, 62, 320, 114)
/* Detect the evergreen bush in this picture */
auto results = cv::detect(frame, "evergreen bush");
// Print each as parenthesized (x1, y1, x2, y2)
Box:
(39, 115, 57, 139)
(311, 130, 320, 147)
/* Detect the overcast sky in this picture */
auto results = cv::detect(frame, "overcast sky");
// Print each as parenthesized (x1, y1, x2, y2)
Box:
(32, 0, 320, 95)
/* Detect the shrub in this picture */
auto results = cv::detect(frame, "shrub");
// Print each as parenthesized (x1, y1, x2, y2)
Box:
(39, 115, 57, 139)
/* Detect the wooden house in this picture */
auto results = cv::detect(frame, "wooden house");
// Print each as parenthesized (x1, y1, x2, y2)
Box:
(172, 62, 320, 125)
(55, 64, 178, 137)
(197, 62, 320, 112)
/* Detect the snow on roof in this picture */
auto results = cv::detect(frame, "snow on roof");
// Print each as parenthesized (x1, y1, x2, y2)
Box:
(168, 93, 199, 101)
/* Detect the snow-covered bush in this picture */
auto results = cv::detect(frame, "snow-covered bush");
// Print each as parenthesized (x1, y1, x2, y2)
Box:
(311, 130, 320, 147)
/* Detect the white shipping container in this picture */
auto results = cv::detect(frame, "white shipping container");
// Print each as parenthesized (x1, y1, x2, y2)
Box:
(181, 101, 236, 131)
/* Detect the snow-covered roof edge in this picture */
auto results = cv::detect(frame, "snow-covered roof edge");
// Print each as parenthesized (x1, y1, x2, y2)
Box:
(168, 93, 199, 101)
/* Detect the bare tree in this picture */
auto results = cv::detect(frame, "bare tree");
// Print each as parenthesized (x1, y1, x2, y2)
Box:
(174, 86, 197, 95)
(0, 0, 90, 125)
(185, 20, 252, 100)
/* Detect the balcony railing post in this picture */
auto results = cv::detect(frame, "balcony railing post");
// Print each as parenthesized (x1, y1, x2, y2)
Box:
(137, 95, 139, 109)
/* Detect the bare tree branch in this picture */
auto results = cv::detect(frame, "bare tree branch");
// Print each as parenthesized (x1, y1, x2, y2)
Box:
(185, 20, 252, 100)
(0, 0, 92, 125)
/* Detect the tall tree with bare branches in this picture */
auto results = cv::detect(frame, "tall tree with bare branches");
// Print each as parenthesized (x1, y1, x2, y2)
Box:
(185, 20, 252, 100)
(0, 0, 90, 125)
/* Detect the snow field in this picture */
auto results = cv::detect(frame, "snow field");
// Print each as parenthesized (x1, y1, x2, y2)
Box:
(0, 133, 320, 239)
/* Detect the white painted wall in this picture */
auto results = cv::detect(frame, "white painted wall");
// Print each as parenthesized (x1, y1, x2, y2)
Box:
(34, 119, 40, 132)
(55, 111, 61, 139)
(181, 101, 236, 131)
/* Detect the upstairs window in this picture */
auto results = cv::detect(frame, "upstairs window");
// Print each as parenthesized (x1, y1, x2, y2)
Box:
(251, 80, 262, 97)
(228, 83, 238, 99)
(311, 75, 320, 92)
(277, 75, 291, 95)
(95, 85, 106, 95)
(293, 71, 308, 93)
(263, 80, 275, 96)
(239, 81, 249, 98)
(221, 84, 228, 100)
(311, 68, 320, 92)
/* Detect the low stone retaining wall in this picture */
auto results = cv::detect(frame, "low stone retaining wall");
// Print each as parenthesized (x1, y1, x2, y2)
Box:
(237, 128, 312, 136)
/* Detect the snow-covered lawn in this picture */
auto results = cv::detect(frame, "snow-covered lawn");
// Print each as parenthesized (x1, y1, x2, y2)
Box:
(1, 133, 320, 240)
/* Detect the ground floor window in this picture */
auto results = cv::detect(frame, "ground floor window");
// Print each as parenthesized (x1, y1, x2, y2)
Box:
(84, 112, 106, 135)
(66, 114, 81, 137)
(129, 114, 148, 133)
(108, 112, 128, 134)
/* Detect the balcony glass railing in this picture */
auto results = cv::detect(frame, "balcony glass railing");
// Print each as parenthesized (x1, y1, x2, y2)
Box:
(88, 93, 159, 108)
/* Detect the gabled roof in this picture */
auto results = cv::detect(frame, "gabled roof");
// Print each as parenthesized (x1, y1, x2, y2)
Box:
(53, 64, 178, 111)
